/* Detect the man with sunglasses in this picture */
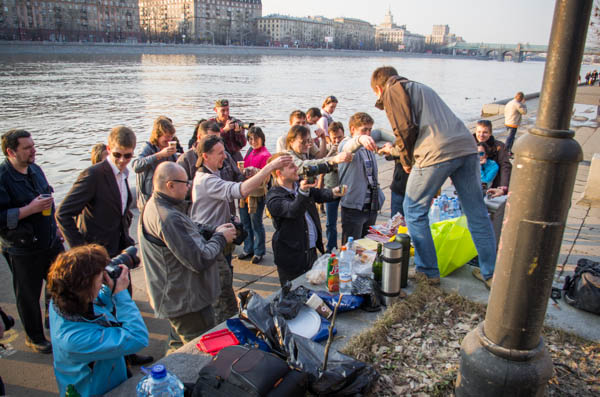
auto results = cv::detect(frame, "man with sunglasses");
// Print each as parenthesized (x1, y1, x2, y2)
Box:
(57, 126, 154, 365)
(139, 161, 237, 353)
(57, 126, 137, 258)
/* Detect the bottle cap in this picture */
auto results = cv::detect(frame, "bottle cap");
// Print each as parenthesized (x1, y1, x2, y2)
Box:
(151, 364, 167, 379)
(341, 246, 347, 251)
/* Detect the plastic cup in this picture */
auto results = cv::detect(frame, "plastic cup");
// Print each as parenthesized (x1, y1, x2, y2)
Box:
(41, 194, 52, 216)
(168, 141, 177, 149)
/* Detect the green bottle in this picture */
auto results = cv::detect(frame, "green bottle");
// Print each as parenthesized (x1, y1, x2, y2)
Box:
(65, 385, 81, 397)
(373, 243, 383, 284)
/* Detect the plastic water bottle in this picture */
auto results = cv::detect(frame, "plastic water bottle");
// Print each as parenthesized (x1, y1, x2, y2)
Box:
(453, 198, 462, 217)
(136, 364, 184, 397)
(429, 199, 441, 224)
(339, 238, 354, 294)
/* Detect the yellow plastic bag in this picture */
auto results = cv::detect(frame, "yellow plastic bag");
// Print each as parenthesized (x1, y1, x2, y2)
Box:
(430, 216, 477, 277)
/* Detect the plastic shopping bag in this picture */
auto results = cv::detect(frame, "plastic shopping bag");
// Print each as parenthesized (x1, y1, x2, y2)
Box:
(431, 216, 477, 277)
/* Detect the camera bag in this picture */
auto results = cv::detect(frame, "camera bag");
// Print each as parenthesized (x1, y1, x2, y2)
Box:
(191, 345, 306, 397)
(563, 258, 600, 315)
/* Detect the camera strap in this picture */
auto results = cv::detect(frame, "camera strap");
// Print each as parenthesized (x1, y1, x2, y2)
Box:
(141, 205, 167, 247)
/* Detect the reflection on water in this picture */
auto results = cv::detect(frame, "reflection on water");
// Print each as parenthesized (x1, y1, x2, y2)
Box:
(0, 52, 595, 200)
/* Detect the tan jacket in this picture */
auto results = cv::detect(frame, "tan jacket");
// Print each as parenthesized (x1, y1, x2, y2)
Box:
(504, 98, 527, 128)
(382, 77, 476, 169)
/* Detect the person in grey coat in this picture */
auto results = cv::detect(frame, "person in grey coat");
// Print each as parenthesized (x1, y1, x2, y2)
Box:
(138, 162, 236, 354)
(132, 116, 179, 210)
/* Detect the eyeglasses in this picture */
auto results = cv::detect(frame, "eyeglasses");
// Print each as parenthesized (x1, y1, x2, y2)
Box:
(296, 138, 312, 146)
(169, 179, 191, 187)
(112, 152, 133, 159)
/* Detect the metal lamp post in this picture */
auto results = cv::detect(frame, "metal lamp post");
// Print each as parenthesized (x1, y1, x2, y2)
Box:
(456, 0, 591, 395)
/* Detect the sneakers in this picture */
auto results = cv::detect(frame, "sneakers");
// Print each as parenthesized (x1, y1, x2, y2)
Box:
(472, 268, 493, 289)
(25, 338, 52, 354)
(237, 252, 253, 260)
(251, 255, 263, 264)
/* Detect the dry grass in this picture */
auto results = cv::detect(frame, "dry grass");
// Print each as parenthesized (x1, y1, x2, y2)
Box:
(341, 275, 600, 396)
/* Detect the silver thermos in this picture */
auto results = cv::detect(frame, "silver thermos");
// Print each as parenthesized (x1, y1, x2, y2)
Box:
(381, 234, 411, 306)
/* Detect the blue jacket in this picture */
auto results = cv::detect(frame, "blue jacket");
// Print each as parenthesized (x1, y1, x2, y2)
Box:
(480, 159, 499, 185)
(0, 159, 58, 255)
(49, 287, 149, 397)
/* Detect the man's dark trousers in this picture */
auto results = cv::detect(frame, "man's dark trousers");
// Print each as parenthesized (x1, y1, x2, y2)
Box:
(3, 241, 62, 343)
(341, 207, 378, 245)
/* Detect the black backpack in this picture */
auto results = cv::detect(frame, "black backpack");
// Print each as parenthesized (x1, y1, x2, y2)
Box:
(191, 346, 307, 397)
(563, 258, 600, 314)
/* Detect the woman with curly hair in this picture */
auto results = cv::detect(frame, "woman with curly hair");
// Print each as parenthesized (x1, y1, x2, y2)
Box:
(48, 244, 148, 396)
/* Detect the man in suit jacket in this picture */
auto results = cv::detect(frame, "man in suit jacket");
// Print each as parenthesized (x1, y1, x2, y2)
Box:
(57, 126, 136, 257)
(56, 126, 153, 366)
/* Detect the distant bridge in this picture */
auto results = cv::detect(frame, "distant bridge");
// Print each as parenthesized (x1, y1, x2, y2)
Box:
(444, 42, 598, 62)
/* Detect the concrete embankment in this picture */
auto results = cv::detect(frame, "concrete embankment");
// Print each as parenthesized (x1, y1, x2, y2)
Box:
(0, 41, 475, 59)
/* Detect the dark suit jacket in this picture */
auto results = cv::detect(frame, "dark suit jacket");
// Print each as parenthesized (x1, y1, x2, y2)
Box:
(266, 185, 334, 285)
(56, 160, 134, 257)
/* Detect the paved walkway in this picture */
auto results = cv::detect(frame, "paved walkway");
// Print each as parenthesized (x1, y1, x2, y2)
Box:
(2, 96, 600, 395)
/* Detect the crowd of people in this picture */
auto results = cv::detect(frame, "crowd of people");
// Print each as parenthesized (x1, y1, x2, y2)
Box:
(0, 66, 521, 395)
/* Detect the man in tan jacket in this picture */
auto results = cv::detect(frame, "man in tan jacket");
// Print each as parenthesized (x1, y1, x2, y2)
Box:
(373, 66, 496, 289)
(504, 91, 528, 154)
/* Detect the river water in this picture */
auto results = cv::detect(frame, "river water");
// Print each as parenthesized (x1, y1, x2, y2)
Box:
(0, 49, 596, 199)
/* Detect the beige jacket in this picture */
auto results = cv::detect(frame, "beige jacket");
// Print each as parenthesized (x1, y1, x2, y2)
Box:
(504, 98, 527, 128)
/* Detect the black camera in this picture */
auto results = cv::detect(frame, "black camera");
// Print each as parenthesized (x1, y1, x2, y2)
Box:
(241, 122, 254, 130)
(105, 246, 140, 279)
(230, 217, 248, 246)
(0, 307, 15, 332)
(298, 163, 335, 184)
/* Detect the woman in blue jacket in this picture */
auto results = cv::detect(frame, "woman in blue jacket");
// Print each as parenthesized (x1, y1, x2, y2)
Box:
(48, 244, 149, 396)
(478, 142, 499, 189)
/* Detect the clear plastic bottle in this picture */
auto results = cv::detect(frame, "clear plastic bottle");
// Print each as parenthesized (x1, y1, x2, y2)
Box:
(339, 239, 354, 294)
(429, 199, 441, 224)
(136, 364, 184, 397)
(453, 198, 462, 217)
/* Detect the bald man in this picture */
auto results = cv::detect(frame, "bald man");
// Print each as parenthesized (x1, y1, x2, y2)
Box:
(138, 162, 236, 354)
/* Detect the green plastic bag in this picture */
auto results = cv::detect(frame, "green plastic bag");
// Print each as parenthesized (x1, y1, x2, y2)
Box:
(430, 215, 477, 277)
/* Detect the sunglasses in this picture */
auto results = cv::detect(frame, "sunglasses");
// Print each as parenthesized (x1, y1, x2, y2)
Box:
(169, 179, 191, 187)
(326, 96, 338, 103)
(112, 152, 133, 159)
(478, 152, 486, 157)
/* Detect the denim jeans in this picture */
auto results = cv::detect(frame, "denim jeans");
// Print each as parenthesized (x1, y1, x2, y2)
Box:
(505, 127, 518, 153)
(239, 197, 266, 256)
(325, 199, 340, 252)
(391, 191, 405, 217)
(403, 154, 496, 280)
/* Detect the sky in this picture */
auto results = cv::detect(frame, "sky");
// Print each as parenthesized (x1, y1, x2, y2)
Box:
(261, 0, 557, 45)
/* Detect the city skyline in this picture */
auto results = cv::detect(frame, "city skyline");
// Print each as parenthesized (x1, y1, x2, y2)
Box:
(262, 0, 557, 46)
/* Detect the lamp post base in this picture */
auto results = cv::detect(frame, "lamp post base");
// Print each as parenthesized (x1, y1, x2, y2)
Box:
(455, 324, 553, 397)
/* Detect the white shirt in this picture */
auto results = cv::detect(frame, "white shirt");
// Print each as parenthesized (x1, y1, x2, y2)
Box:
(107, 158, 129, 214)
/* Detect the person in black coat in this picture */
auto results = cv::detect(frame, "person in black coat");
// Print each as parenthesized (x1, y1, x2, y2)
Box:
(266, 153, 345, 286)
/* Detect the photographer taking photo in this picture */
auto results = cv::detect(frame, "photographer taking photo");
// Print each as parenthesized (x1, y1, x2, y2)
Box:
(266, 153, 345, 286)
(47, 244, 149, 396)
